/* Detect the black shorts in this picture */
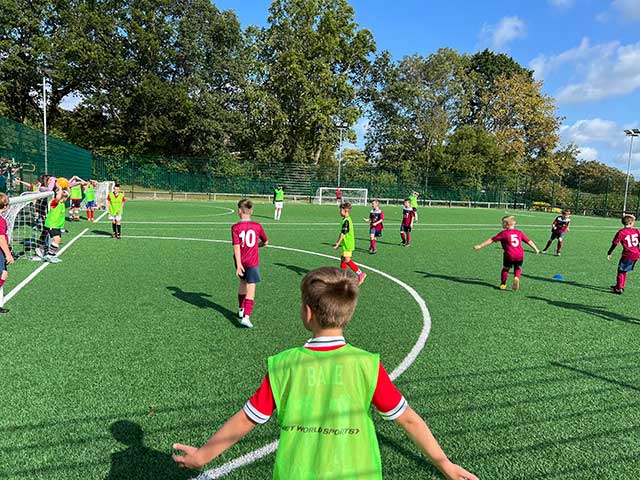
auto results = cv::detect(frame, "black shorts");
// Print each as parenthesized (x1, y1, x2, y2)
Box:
(0, 251, 6, 272)
(71, 199, 82, 208)
(233, 257, 261, 284)
(370, 227, 383, 237)
(618, 259, 637, 273)
(503, 257, 523, 270)
(550, 230, 566, 240)
(400, 224, 412, 233)
(43, 227, 63, 238)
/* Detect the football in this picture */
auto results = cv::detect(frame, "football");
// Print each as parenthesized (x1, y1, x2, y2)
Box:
(56, 177, 69, 189)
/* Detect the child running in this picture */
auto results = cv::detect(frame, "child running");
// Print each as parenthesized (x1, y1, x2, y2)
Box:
(607, 214, 640, 294)
(474, 215, 540, 290)
(363, 199, 384, 254)
(334, 202, 366, 284)
(172, 266, 478, 480)
(232, 199, 268, 328)
(0, 193, 15, 313)
(400, 198, 415, 247)
(542, 209, 571, 256)
(107, 184, 126, 238)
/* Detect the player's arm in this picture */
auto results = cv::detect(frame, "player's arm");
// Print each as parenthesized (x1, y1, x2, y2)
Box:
(525, 239, 540, 254)
(473, 237, 494, 250)
(259, 228, 268, 248)
(173, 409, 257, 470)
(0, 235, 13, 264)
(334, 220, 349, 249)
(233, 244, 244, 275)
(607, 239, 619, 260)
(395, 407, 478, 480)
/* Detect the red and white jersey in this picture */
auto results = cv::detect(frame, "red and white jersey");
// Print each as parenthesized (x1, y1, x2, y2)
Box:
(611, 227, 640, 261)
(552, 216, 571, 233)
(491, 228, 530, 261)
(0, 216, 8, 244)
(243, 336, 407, 425)
(231, 220, 268, 268)
(369, 209, 384, 230)
(401, 207, 415, 227)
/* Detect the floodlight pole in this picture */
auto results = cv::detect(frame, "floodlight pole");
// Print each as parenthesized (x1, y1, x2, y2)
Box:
(336, 123, 348, 188)
(42, 76, 48, 175)
(623, 129, 640, 214)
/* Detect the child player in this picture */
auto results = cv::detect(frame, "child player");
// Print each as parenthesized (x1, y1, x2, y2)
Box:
(273, 184, 284, 221)
(0, 193, 15, 313)
(333, 202, 366, 284)
(607, 214, 640, 294)
(474, 215, 540, 291)
(35, 179, 70, 263)
(363, 199, 384, 254)
(232, 199, 268, 328)
(542, 209, 571, 256)
(83, 180, 97, 222)
(172, 267, 478, 480)
(68, 176, 84, 221)
(409, 190, 420, 222)
(400, 198, 415, 246)
(107, 184, 126, 239)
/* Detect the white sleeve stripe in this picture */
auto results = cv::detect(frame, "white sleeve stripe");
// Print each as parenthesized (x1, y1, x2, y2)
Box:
(243, 401, 271, 424)
(379, 397, 408, 421)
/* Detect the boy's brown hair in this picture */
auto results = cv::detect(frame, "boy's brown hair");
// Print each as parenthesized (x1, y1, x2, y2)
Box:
(301, 267, 359, 328)
(502, 215, 516, 226)
(0, 193, 9, 210)
(238, 199, 253, 213)
(622, 214, 636, 226)
(340, 202, 352, 211)
(404, 198, 411, 203)
(562, 209, 571, 215)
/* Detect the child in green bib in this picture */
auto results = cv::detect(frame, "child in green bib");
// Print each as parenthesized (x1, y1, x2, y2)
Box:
(172, 267, 478, 480)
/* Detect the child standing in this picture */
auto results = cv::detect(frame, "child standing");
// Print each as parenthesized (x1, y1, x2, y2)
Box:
(107, 184, 126, 239)
(273, 184, 285, 221)
(68, 176, 84, 221)
(542, 209, 571, 256)
(0, 193, 15, 313)
(232, 199, 268, 328)
(474, 215, 540, 291)
(400, 198, 415, 246)
(363, 199, 384, 254)
(409, 190, 420, 222)
(84, 180, 97, 222)
(333, 202, 366, 284)
(607, 214, 640, 294)
(35, 184, 69, 263)
(172, 267, 478, 480)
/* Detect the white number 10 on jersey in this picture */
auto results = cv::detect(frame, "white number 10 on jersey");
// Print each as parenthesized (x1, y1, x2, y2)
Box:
(239, 229, 257, 248)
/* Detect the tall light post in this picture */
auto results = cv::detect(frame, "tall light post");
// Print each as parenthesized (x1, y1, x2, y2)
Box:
(42, 75, 49, 174)
(335, 122, 349, 187)
(623, 128, 640, 214)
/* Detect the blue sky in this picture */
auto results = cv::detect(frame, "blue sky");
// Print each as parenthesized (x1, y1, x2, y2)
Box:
(214, 0, 640, 176)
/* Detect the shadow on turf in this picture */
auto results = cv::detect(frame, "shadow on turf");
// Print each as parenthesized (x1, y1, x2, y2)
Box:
(91, 229, 115, 236)
(167, 287, 241, 327)
(522, 274, 610, 292)
(415, 271, 496, 289)
(378, 433, 441, 476)
(527, 296, 640, 326)
(107, 420, 196, 480)
(550, 362, 640, 393)
(273, 262, 310, 276)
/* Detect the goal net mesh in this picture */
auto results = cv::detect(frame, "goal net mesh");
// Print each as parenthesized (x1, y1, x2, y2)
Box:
(3, 191, 54, 261)
(82, 181, 114, 211)
(313, 187, 368, 206)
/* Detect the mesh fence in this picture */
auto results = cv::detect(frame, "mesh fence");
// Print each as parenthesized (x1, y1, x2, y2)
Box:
(0, 117, 92, 188)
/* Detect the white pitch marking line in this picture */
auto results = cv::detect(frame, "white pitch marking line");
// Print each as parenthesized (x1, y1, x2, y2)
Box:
(81, 233, 432, 479)
(4, 211, 109, 304)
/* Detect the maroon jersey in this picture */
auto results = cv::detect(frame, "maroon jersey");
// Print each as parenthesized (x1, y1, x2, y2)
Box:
(401, 207, 415, 227)
(369, 208, 384, 231)
(491, 229, 530, 261)
(231, 220, 267, 268)
(611, 227, 640, 261)
(552, 216, 571, 233)
(0, 216, 7, 244)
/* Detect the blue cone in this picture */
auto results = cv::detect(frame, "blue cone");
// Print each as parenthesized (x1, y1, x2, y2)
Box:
(552, 274, 564, 280)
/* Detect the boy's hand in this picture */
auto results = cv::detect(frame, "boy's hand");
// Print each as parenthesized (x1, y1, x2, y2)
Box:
(535, 249, 540, 255)
(333, 243, 340, 250)
(236, 265, 245, 277)
(607, 254, 612, 260)
(439, 460, 479, 480)
(172, 443, 204, 469)
(473, 245, 481, 250)
(6, 253, 14, 264)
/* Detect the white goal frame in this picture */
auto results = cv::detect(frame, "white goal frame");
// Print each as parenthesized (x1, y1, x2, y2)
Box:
(314, 187, 368, 206)
(82, 181, 114, 211)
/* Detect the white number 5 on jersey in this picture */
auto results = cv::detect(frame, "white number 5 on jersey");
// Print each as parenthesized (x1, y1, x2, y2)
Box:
(510, 233, 520, 247)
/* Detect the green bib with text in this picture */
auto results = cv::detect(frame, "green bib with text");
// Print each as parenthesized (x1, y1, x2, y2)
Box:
(268, 345, 382, 479)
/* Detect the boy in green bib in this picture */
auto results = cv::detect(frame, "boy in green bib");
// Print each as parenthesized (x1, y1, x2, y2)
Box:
(173, 267, 478, 480)
(333, 202, 366, 285)
(68, 175, 84, 221)
(35, 185, 69, 263)
(107, 184, 126, 239)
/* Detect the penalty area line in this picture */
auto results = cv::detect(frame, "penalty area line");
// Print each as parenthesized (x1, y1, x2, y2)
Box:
(4, 211, 108, 305)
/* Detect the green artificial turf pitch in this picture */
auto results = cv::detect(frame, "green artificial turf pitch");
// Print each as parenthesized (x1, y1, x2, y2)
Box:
(0, 200, 639, 479)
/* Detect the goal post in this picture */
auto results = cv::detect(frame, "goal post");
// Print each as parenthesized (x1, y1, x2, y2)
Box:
(313, 187, 368, 206)
(81, 181, 114, 211)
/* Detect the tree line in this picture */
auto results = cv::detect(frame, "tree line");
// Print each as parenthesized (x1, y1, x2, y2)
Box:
(0, 0, 635, 198)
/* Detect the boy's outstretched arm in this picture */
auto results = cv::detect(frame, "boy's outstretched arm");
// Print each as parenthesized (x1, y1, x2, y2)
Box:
(173, 410, 257, 470)
(473, 238, 493, 250)
(526, 239, 540, 254)
(395, 407, 478, 480)
(333, 233, 345, 249)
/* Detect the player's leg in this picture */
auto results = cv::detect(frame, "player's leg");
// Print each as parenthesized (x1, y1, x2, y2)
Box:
(369, 231, 375, 253)
(542, 237, 553, 252)
(400, 226, 406, 245)
(116, 219, 122, 238)
(36, 227, 50, 258)
(340, 255, 348, 270)
(556, 236, 563, 255)
(240, 270, 259, 327)
(500, 259, 510, 289)
(343, 252, 366, 284)
(0, 254, 8, 313)
(613, 260, 634, 294)
(405, 227, 411, 246)
(238, 278, 247, 317)
(513, 262, 522, 291)
(111, 217, 117, 238)
(45, 232, 63, 263)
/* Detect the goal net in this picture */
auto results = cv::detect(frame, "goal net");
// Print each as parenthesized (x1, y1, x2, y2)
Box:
(313, 187, 368, 206)
(3, 191, 54, 261)
(82, 181, 114, 211)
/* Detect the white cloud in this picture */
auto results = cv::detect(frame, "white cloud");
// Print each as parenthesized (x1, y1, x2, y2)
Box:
(577, 146, 599, 161)
(613, 0, 640, 20)
(60, 92, 83, 111)
(530, 38, 640, 103)
(549, 0, 575, 8)
(479, 16, 526, 50)
(560, 118, 623, 147)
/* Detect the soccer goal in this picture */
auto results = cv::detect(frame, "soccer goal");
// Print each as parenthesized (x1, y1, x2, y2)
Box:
(3, 191, 54, 260)
(82, 181, 114, 211)
(313, 187, 368, 206)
